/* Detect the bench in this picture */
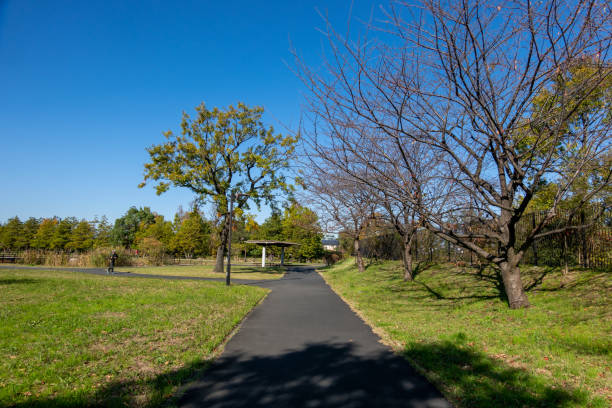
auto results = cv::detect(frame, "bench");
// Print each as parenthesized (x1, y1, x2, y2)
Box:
(0, 254, 22, 263)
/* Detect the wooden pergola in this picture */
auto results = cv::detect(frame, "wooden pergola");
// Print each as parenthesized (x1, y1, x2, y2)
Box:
(244, 240, 299, 267)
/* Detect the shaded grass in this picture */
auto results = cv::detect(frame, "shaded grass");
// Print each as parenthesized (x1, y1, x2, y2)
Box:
(320, 259, 612, 408)
(0, 268, 268, 407)
(120, 264, 286, 280)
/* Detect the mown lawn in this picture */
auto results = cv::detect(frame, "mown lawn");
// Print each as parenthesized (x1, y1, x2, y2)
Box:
(121, 264, 286, 280)
(320, 259, 611, 408)
(0, 268, 268, 407)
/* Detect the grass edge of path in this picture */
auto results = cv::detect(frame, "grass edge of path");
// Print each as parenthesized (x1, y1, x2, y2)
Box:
(314, 267, 453, 405)
(167, 290, 271, 407)
(0, 269, 271, 407)
(317, 261, 611, 408)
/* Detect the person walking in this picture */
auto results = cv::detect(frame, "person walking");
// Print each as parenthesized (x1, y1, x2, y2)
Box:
(108, 250, 118, 275)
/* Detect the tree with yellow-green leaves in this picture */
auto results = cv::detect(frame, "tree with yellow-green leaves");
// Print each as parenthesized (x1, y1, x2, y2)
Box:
(140, 102, 298, 272)
(524, 59, 612, 213)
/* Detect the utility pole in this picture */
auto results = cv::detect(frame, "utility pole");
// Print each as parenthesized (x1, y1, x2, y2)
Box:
(226, 192, 248, 286)
(226, 193, 235, 286)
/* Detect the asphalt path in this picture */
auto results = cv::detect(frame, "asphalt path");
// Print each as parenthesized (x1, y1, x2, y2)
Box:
(0, 264, 268, 285)
(178, 266, 451, 408)
(2, 264, 451, 406)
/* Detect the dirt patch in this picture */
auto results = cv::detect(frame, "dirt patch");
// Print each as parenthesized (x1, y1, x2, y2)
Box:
(89, 342, 113, 353)
(94, 312, 127, 319)
(131, 358, 156, 375)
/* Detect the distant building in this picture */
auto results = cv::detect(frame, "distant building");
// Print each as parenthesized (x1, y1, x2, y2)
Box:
(321, 239, 339, 251)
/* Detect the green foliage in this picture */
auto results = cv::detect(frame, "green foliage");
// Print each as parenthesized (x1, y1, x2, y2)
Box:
(171, 210, 211, 258)
(255, 203, 324, 261)
(259, 211, 284, 241)
(137, 237, 167, 265)
(66, 220, 95, 252)
(50, 218, 76, 251)
(0, 217, 25, 251)
(111, 207, 156, 248)
(281, 202, 324, 260)
(93, 216, 113, 248)
(22, 217, 41, 249)
(519, 59, 612, 211)
(135, 215, 174, 248)
(1, 201, 323, 262)
(31, 218, 58, 250)
(139, 102, 298, 253)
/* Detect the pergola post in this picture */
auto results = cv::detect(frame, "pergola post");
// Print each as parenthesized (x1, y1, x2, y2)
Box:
(245, 240, 299, 268)
(261, 246, 266, 268)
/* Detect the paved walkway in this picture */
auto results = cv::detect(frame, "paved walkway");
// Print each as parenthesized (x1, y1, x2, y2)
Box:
(178, 266, 451, 408)
(0, 265, 266, 285)
(2, 264, 451, 406)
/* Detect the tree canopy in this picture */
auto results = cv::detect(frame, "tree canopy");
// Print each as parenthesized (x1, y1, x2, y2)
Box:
(139, 102, 298, 271)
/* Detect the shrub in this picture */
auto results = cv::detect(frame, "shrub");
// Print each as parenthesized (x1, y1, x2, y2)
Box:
(324, 250, 343, 266)
(88, 247, 134, 267)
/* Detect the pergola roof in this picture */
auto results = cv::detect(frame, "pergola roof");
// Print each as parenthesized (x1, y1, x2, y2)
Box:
(245, 240, 300, 247)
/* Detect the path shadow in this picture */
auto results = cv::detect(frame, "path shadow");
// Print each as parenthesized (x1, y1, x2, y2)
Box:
(403, 340, 590, 408)
(6, 343, 448, 408)
(412, 261, 435, 279)
(413, 280, 502, 303)
(0, 278, 39, 285)
(177, 342, 449, 408)
(523, 266, 558, 291)
(7, 341, 590, 408)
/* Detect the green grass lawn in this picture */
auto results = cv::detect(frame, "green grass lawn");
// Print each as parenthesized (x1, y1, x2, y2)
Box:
(0, 268, 268, 407)
(120, 264, 286, 280)
(320, 259, 611, 408)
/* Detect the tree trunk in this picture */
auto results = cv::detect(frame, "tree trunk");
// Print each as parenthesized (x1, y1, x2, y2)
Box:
(499, 255, 530, 309)
(402, 233, 414, 281)
(213, 216, 230, 273)
(214, 245, 225, 272)
(563, 233, 569, 276)
(354, 238, 365, 272)
(531, 213, 539, 266)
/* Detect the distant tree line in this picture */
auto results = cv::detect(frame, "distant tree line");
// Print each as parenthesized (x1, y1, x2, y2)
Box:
(0, 202, 324, 263)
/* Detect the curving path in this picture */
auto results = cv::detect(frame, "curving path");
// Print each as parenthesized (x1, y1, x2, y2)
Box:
(1, 264, 451, 407)
(178, 266, 451, 408)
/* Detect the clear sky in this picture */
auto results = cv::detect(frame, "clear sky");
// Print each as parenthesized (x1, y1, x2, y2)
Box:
(0, 0, 374, 223)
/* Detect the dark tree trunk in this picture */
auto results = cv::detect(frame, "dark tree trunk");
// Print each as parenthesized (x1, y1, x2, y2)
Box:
(563, 233, 569, 276)
(213, 216, 230, 273)
(402, 233, 414, 281)
(500, 252, 530, 309)
(531, 213, 539, 266)
(214, 245, 225, 272)
(354, 238, 365, 272)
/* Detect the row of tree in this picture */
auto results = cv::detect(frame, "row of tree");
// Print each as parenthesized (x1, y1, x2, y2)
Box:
(0, 216, 103, 252)
(0, 202, 324, 261)
(295, 0, 611, 309)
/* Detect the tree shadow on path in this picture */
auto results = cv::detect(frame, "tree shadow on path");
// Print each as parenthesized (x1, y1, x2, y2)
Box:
(5, 341, 591, 408)
(403, 339, 591, 408)
(177, 342, 449, 408)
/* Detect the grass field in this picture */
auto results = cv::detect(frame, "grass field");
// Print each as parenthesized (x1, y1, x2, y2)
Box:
(320, 259, 611, 408)
(120, 264, 286, 280)
(0, 268, 268, 407)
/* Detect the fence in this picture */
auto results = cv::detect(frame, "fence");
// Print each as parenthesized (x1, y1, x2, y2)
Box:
(358, 207, 611, 270)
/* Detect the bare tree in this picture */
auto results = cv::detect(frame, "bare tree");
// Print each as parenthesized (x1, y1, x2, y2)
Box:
(302, 164, 375, 273)
(296, 0, 611, 308)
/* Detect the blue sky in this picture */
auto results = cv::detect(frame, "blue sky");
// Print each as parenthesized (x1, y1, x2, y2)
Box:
(0, 0, 375, 223)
